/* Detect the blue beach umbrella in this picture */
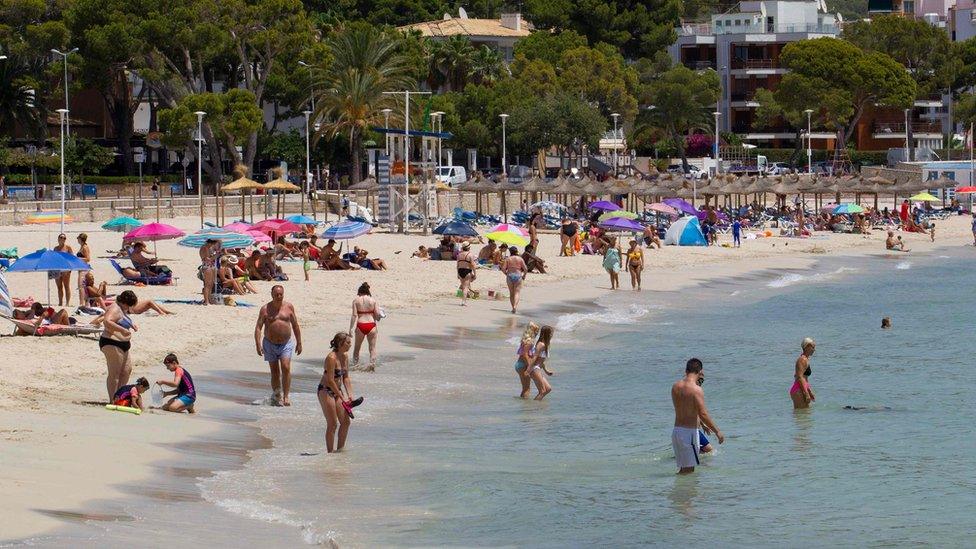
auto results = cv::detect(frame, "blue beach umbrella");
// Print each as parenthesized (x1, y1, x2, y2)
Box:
(102, 216, 144, 232)
(832, 203, 865, 215)
(321, 221, 371, 240)
(285, 214, 318, 225)
(179, 229, 255, 249)
(433, 220, 479, 237)
(6, 248, 93, 304)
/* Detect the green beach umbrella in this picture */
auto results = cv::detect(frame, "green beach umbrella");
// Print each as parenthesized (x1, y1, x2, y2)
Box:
(102, 216, 144, 232)
(598, 210, 638, 221)
(909, 192, 940, 202)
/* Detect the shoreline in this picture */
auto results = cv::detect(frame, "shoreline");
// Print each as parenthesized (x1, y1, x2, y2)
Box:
(1, 215, 972, 543)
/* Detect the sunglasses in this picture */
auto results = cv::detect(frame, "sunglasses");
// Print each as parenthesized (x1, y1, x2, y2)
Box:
(696, 375, 705, 386)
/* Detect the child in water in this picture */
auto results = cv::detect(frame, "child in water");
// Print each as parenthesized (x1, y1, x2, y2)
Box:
(113, 377, 150, 410)
(156, 353, 197, 413)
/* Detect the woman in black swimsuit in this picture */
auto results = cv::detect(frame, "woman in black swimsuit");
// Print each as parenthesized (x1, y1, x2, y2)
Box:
(318, 332, 354, 453)
(456, 242, 477, 306)
(100, 290, 139, 401)
(53, 233, 73, 306)
(560, 219, 578, 256)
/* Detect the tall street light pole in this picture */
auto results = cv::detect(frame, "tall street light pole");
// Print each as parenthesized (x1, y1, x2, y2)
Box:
(611, 112, 621, 176)
(500, 113, 509, 177)
(303, 109, 312, 217)
(382, 90, 431, 233)
(194, 111, 206, 228)
(56, 108, 68, 233)
(298, 61, 315, 112)
(382, 108, 392, 156)
(804, 109, 814, 175)
(51, 48, 78, 137)
(713, 110, 721, 177)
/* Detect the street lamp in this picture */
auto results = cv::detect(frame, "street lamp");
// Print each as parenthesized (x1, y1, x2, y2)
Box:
(0, 55, 7, 60)
(431, 111, 444, 176)
(713, 111, 722, 179)
(904, 107, 911, 161)
(381, 108, 392, 155)
(303, 109, 312, 215)
(194, 111, 206, 227)
(611, 112, 620, 176)
(51, 48, 78, 137)
(804, 109, 814, 175)
(56, 108, 68, 233)
(298, 61, 315, 112)
(500, 113, 509, 177)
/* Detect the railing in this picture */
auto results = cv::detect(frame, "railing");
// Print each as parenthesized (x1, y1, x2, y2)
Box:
(678, 22, 839, 36)
(730, 90, 759, 102)
(730, 58, 778, 70)
(873, 122, 942, 134)
(683, 60, 717, 70)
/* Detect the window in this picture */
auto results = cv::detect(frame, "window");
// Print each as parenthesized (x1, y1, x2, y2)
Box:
(903, 0, 915, 14)
(735, 19, 742, 26)
(927, 171, 938, 181)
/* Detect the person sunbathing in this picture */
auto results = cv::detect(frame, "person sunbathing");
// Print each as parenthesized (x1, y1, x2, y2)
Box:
(130, 242, 171, 277)
(478, 241, 498, 265)
(84, 271, 112, 308)
(220, 255, 257, 294)
(245, 250, 263, 280)
(274, 236, 302, 260)
(411, 245, 430, 259)
(258, 250, 287, 280)
(13, 303, 72, 335)
(643, 225, 662, 249)
(522, 244, 547, 274)
(353, 247, 387, 270)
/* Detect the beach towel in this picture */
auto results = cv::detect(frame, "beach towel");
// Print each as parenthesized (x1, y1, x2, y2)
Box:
(0, 247, 17, 259)
(3, 316, 101, 336)
(159, 299, 255, 308)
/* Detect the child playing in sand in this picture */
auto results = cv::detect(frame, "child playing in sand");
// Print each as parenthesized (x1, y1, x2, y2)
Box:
(113, 377, 150, 410)
(411, 245, 429, 259)
(155, 353, 196, 413)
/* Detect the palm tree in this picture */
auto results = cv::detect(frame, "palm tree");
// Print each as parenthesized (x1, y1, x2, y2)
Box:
(471, 45, 503, 85)
(431, 35, 476, 91)
(313, 26, 414, 184)
(0, 55, 46, 138)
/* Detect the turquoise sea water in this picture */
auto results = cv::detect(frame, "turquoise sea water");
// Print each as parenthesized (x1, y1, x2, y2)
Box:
(21, 250, 976, 547)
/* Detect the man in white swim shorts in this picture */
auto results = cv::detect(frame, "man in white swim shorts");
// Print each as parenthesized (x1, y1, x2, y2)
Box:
(671, 358, 724, 474)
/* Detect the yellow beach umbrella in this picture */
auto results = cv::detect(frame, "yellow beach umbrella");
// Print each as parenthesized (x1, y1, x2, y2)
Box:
(485, 231, 529, 247)
(909, 192, 940, 202)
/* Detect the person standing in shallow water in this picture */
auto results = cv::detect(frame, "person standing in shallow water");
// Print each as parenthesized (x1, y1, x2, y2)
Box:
(671, 358, 723, 474)
(255, 285, 303, 406)
(790, 338, 816, 409)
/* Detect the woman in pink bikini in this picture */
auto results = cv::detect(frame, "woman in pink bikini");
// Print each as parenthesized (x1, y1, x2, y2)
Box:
(349, 282, 380, 370)
(790, 337, 816, 409)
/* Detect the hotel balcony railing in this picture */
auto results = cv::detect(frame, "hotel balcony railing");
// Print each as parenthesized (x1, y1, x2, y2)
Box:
(678, 22, 839, 36)
(683, 60, 717, 70)
(730, 58, 778, 70)
(873, 121, 942, 134)
(730, 90, 759, 102)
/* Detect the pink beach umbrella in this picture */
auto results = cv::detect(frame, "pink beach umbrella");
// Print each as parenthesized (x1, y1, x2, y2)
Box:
(223, 221, 253, 233)
(648, 203, 678, 216)
(251, 218, 301, 235)
(487, 223, 529, 237)
(245, 229, 273, 243)
(122, 222, 185, 243)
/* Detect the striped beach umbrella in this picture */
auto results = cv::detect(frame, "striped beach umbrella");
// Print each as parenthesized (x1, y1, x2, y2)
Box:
(178, 229, 255, 249)
(486, 223, 529, 237)
(26, 211, 73, 225)
(321, 221, 371, 240)
(0, 271, 12, 317)
(102, 216, 144, 232)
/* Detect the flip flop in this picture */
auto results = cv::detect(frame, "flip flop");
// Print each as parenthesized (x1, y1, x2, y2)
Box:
(350, 396, 364, 408)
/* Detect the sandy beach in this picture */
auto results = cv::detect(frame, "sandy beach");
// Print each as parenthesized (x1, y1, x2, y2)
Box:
(1, 212, 972, 542)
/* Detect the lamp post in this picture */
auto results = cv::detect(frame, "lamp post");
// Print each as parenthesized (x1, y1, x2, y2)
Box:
(904, 107, 911, 162)
(713, 110, 721, 177)
(0, 55, 7, 60)
(500, 113, 509, 177)
(804, 109, 814, 175)
(298, 61, 315, 112)
(431, 111, 444, 176)
(51, 48, 78, 137)
(303, 109, 312, 216)
(611, 112, 620, 176)
(194, 111, 206, 228)
(56, 108, 68, 232)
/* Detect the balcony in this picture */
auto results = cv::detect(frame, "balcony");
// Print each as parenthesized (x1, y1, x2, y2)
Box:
(730, 58, 778, 70)
(683, 60, 717, 70)
(872, 121, 942, 138)
(730, 90, 759, 102)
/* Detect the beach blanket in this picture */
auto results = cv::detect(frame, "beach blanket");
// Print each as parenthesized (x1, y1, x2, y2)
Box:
(159, 298, 255, 308)
(0, 247, 17, 259)
(3, 316, 101, 336)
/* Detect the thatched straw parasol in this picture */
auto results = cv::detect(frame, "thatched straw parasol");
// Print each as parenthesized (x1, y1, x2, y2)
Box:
(221, 165, 264, 223)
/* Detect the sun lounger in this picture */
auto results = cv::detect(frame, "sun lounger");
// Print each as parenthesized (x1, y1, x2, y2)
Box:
(109, 259, 173, 285)
(2, 315, 101, 337)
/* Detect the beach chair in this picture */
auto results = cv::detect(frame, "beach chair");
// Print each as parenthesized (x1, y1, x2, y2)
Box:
(109, 259, 173, 286)
(2, 315, 101, 337)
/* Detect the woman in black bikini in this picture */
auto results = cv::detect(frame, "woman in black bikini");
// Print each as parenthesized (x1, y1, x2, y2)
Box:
(318, 332, 354, 453)
(100, 290, 139, 401)
(456, 242, 477, 306)
(53, 233, 73, 306)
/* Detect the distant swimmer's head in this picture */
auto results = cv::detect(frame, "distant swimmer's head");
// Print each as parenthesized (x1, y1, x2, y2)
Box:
(685, 358, 703, 375)
(881, 317, 892, 329)
(801, 337, 816, 355)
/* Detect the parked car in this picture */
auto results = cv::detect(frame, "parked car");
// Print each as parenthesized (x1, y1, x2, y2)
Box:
(765, 162, 790, 175)
(666, 164, 707, 179)
(436, 166, 467, 186)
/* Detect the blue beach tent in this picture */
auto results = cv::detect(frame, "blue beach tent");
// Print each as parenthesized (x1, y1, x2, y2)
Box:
(664, 216, 707, 246)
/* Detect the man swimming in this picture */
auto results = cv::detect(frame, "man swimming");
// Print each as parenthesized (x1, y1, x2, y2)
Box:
(255, 285, 303, 406)
(671, 358, 723, 474)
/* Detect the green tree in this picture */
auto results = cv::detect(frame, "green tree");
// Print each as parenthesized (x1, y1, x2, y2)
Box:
(753, 77, 826, 168)
(513, 30, 587, 66)
(0, 54, 45, 138)
(313, 24, 413, 183)
(62, 137, 115, 182)
(429, 35, 477, 92)
(644, 65, 719, 170)
(263, 128, 307, 167)
(509, 93, 605, 167)
(558, 44, 640, 125)
(779, 37, 916, 153)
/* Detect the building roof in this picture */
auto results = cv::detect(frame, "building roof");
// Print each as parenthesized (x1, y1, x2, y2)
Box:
(399, 17, 532, 38)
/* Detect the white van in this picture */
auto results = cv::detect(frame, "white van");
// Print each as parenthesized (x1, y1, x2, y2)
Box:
(436, 166, 467, 186)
